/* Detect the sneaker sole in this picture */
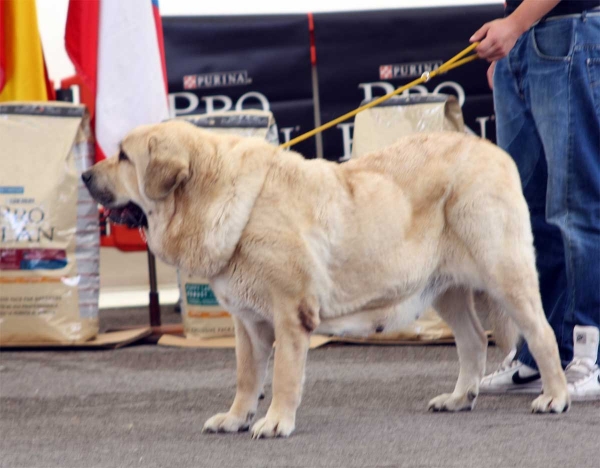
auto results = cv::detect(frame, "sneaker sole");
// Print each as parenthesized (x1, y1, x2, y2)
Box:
(569, 393, 600, 402)
(479, 387, 542, 395)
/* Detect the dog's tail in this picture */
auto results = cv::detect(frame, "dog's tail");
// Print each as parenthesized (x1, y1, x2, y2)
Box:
(474, 292, 521, 356)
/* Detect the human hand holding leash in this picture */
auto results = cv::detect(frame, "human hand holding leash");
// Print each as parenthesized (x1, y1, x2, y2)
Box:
(471, 18, 523, 62)
(471, 0, 561, 61)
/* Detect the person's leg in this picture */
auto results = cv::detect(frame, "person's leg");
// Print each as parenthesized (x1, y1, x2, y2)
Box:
(492, 35, 568, 371)
(525, 15, 600, 367)
(517, 154, 569, 369)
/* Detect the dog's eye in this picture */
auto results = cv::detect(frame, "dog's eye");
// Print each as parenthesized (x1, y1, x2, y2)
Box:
(118, 150, 129, 163)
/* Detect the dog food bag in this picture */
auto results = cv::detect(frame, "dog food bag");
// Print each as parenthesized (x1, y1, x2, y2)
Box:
(177, 110, 279, 146)
(175, 110, 278, 339)
(352, 95, 464, 158)
(0, 103, 100, 344)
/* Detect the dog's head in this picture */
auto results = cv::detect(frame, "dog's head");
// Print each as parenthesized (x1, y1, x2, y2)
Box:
(82, 122, 192, 229)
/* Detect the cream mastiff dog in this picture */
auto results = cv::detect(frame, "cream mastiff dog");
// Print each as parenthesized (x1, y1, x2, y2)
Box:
(83, 121, 569, 438)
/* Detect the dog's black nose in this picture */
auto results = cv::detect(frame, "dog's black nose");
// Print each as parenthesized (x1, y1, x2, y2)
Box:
(81, 171, 93, 184)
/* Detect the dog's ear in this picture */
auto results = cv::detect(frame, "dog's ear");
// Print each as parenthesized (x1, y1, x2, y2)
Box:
(144, 135, 190, 200)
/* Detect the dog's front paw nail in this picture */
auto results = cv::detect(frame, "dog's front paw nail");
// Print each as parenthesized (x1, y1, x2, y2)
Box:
(203, 412, 249, 434)
(251, 415, 295, 439)
(531, 393, 570, 414)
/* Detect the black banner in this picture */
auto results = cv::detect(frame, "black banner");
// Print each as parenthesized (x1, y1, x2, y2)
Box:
(162, 5, 504, 161)
(314, 5, 503, 160)
(163, 15, 317, 158)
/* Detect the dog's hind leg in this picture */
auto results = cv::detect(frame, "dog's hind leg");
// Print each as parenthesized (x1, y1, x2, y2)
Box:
(445, 183, 568, 412)
(428, 287, 488, 412)
(484, 265, 569, 413)
(203, 316, 275, 433)
(474, 291, 521, 356)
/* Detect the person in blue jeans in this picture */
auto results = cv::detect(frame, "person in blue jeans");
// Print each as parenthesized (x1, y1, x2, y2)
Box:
(471, 0, 600, 400)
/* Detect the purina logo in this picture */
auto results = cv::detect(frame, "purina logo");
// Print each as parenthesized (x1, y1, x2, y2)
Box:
(379, 61, 443, 80)
(183, 70, 252, 90)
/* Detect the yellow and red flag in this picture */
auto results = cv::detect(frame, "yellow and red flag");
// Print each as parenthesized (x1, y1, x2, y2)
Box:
(0, 0, 54, 101)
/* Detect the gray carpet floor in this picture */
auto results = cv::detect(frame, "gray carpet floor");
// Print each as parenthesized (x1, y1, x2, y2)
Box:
(1, 307, 598, 468)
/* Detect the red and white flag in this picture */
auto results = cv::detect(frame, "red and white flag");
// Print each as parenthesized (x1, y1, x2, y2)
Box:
(65, 0, 169, 160)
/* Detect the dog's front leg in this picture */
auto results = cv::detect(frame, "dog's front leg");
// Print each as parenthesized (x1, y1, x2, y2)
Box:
(203, 316, 274, 434)
(251, 301, 316, 439)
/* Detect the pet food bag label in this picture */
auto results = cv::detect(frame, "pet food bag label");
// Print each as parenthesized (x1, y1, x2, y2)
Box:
(0, 103, 100, 344)
(175, 110, 278, 339)
(177, 274, 233, 339)
(352, 95, 464, 158)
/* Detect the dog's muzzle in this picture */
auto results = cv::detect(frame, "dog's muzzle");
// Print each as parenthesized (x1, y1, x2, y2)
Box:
(81, 170, 147, 229)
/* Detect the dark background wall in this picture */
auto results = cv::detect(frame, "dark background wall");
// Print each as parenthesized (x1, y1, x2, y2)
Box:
(163, 4, 504, 160)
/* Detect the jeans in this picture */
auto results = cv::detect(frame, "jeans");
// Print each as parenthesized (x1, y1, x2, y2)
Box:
(493, 11, 600, 368)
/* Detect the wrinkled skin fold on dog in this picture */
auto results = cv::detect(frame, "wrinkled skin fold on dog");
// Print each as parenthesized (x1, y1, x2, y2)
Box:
(82, 121, 570, 439)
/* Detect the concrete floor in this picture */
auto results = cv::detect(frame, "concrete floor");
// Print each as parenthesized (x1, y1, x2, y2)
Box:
(1, 308, 598, 468)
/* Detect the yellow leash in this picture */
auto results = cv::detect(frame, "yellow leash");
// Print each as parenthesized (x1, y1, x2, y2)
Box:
(279, 42, 480, 150)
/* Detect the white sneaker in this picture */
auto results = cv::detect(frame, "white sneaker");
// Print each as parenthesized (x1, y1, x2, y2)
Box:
(480, 349, 542, 394)
(566, 326, 600, 401)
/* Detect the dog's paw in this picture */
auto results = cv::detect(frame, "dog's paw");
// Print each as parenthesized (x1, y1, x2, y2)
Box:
(428, 391, 477, 412)
(251, 414, 295, 439)
(531, 392, 570, 414)
(202, 412, 252, 434)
